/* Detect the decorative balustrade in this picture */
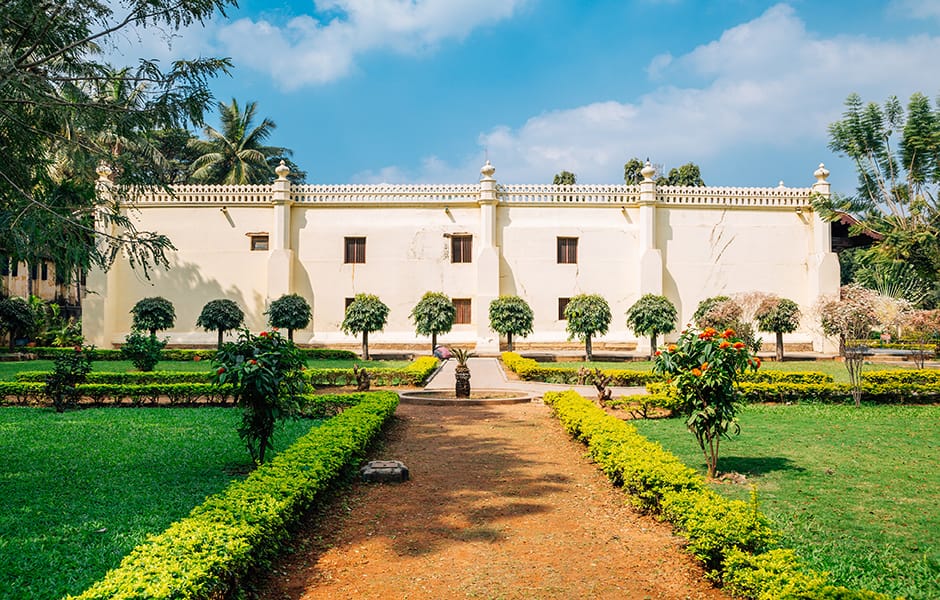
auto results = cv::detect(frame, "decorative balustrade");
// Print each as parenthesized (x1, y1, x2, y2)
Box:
(291, 183, 480, 204)
(656, 185, 813, 207)
(498, 184, 641, 204)
(118, 182, 814, 208)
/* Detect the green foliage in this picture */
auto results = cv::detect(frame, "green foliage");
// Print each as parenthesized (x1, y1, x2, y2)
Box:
(341, 293, 389, 360)
(0, 297, 35, 349)
(501, 351, 656, 386)
(196, 299, 245, 349)
(44, 345, 93, 412)
(130, 297, 176, 337)
(410, 291, 456, 351)
(626, 294, 678, 357)
(564, 293, 612, 360)
(0, 407, 314, 600)
(818, 92, 940, 283)
(304, 357, 439, 388)
(189, 98, 292, 184)
(488, 295, 534, 351)
(213, 329, 307, 464)
(755, 296, 801, 361)
(0, 0, 231, 278)
(120, 331, 167, 372)
(265, 293, 311, 341)
(552, 170, 576, 185)
(662, 162, 705, 186)
(693, 295, 731, 325)
(623, 157, 646, 184)
(70, 392, 398, 600)
(654, 327, 758, 478)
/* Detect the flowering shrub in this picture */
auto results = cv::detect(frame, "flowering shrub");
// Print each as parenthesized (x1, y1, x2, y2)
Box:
(653, 327, 758, 478)
(213, 329, 307, 464)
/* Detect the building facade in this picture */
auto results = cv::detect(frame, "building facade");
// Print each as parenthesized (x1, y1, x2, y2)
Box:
(83, 161, 840, 353)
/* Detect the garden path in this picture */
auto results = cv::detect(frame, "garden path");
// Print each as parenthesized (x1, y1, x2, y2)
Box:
(253, 400, 727, 599)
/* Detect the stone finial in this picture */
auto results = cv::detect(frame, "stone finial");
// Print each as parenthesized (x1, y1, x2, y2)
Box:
(480, 159, 496, 180)
(778, 180, 785, 188)
(813, 163, 830, 183)
(96, 163, 113, 182)
(641, 161, 656, 182)
(275, 160, 290, 181)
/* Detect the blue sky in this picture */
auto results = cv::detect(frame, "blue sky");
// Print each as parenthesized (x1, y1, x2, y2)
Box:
(116, 0, 940, 194)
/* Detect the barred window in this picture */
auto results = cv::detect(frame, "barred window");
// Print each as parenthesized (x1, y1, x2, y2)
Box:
(451, 235, 472, 263)
(558, 297, 571, 320)
(557, 237, 578, 264)
(249, 234, 269, 251)
(453, 298, 472, 324)
(344, 237, 366, 264)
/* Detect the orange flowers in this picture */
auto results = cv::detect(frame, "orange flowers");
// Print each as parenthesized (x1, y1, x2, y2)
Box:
(691, 368, 702, 377)
(699, 327, 718, 339)
(668, 344, 678, 352)
(719, 340, 731, 349)
(733, 341, 745, 350)
(722, 328, 735, 339)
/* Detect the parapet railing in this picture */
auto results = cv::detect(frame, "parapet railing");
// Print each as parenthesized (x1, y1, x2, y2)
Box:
(656, 185, 813, 207)
(291, 183, 480, 204)
(497, 184, 641, 204)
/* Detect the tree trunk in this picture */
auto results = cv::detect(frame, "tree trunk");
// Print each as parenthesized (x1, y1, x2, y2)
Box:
(776, 331, 784, 362)
(455, 365, 471, 398)
(362, 330, 370, 361)
(217, 329, 224, 350)
(288, 328, 294, 342)
(431, 331, 437, 355)
(507, 332, 513, 352)
(649, 333, 658, 360)
(585, 335, 593, 362)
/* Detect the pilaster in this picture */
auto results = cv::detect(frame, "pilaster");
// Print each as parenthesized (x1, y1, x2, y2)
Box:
(475, 161, 501, 354)
(809, 163, 840, 353)
(267, 161, 295, 301)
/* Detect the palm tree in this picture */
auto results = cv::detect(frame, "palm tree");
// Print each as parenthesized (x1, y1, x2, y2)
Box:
(189, 99, 288, 184)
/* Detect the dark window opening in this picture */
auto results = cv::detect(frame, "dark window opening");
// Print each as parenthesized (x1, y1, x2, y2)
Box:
(557, 237, 578, 264)
(41, 261, 48, 281)
(250, 235, 269, 251)
(453, 298, 472, 324)
(345, 237, 366, 264)
(451, 235, 473, 263)
(558, 297, 571, 320)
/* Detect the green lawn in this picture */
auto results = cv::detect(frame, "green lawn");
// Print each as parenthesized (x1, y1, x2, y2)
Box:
(0, 408, 318, 600)
(0, 358, 410, 381)
(632, 404, 940, 600)
(550, 359, 917, 383)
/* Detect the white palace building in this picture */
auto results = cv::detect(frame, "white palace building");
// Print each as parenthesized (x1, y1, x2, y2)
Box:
(83, 160, 841, 354)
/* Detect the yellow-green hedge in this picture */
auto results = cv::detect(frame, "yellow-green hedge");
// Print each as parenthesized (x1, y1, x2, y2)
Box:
(542, 390, 895, 599)
(501, 352, 656, 386)
(69, 391, 399, 600)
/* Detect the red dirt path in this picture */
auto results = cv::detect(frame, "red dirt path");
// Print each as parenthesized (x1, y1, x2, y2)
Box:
(253, 401, 728, 599)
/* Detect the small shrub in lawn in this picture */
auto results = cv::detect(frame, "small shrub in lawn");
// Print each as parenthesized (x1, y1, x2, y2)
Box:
(44, 345, 93, 412)
(214, 329, 307, 464)
(120, 330, 166, 372)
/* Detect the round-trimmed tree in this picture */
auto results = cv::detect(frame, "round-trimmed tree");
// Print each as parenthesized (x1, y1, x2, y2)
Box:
(130, 296, 175, 338)
(626, 294, 678, 359)
(196, 299, 245, 349)
(564, 294, 611, 361)
(488, 295, 534, 351)
(341, 293, 389, 360)
(410, 292, 456, 354)
(754, 297, 801, 362)
(0, 297, 36, 350)
(265, 293, 311, 342)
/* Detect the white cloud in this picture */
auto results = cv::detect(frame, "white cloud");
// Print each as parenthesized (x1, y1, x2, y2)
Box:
(214, 0, 528, 89)
(386, 3, 940, 184)
(890, 0, 940, 20)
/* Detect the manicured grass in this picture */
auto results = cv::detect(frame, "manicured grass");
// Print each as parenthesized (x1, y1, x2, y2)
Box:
(632, 404, 940, 600)
(0, 408, 318, 600)
(0, 358, 410, 381)
(550, 359, 917, 383)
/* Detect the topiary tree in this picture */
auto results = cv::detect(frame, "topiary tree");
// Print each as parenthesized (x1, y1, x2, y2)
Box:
(341, 293, 389, 360)
(693, 295, 732, 327)
(754, 297, 801, 362)
(0, 297, 36, 350)
(196, 299, 245, 349)
(818, 285, 880, 407)
(625, 294, 678, 359)
(410, 292, 456, 354)
(131, 296, 176, 338)
(265, 293, 311, 342)
(564, 294, 611, 361)
(903, 309, 940, 369)
(488, 295, 534, 351)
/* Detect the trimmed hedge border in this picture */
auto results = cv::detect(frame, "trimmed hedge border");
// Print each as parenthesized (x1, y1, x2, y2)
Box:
(501, 352, 656, 386)
(67, 391, 399, 600)
(542, 390, 895, 599)
(306, 356, 439, 387)
(10, 347, 358, 362)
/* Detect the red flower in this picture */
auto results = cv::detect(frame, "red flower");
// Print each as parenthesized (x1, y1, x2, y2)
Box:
(719, 341, 731, 349)
(217, 367, 225, 374)
(259, 331, 268, 337)
(250, 359, 257, 365)
(722, 328, 735, 339)
(74, 346, 82, 352)
(733, 341, 745, 350)
(654, 350, 662, 356)
(691, 368, 703, 377)
(755, 357, 762, 368)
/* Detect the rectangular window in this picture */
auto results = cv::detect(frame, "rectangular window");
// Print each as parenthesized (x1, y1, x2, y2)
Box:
(30, 263, 37, 280)
(0, 258, 8, 277)
(344, 237, 366, 264)
(557, 237, 578, 264)
(11, 262, 17, 277)
(558, 297, 571, 320)
(345, 297, 355, 310)
(250, 235, 269, 251)
(453, 298, 472, 324)
(451, 235, 472, 263)
(41, 261, 48, 281)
